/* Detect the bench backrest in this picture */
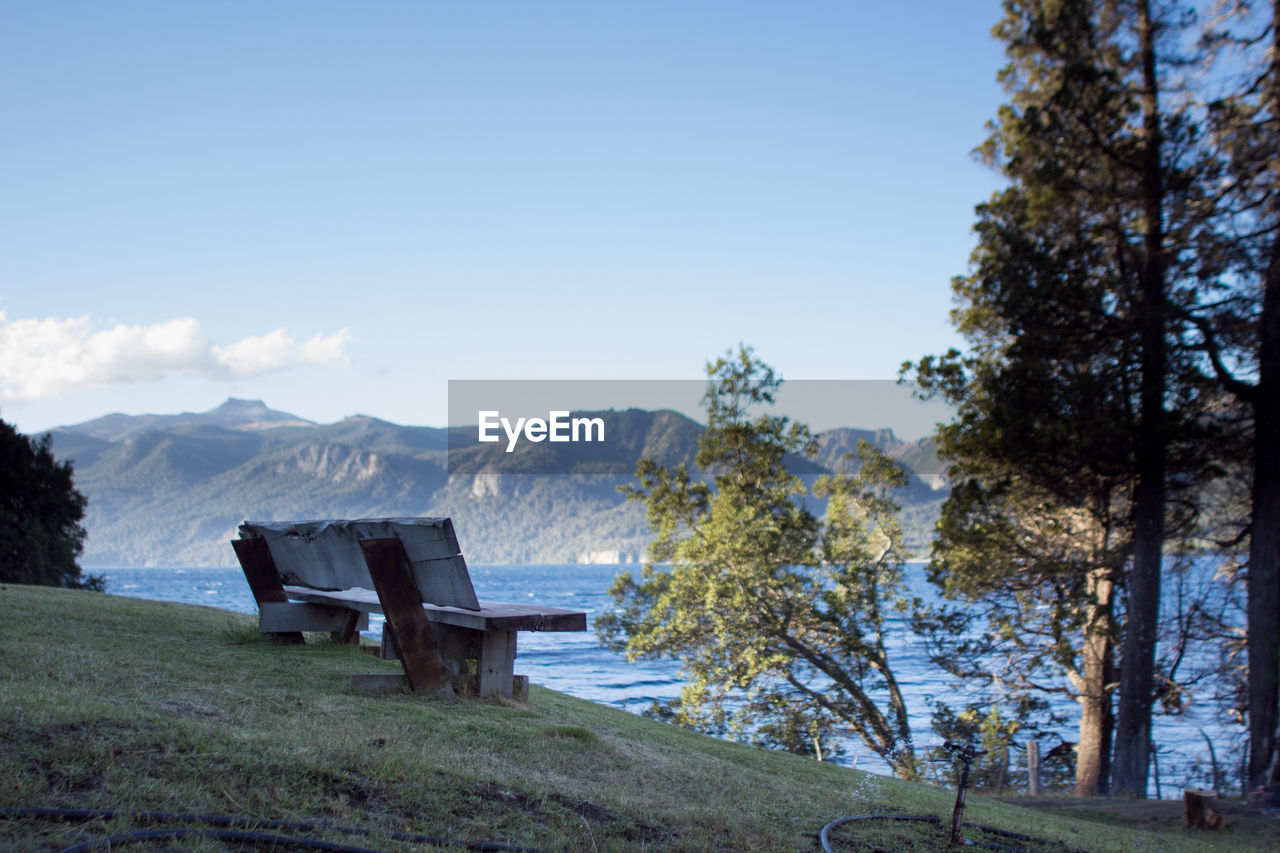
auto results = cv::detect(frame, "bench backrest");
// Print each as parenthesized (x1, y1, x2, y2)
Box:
(238, 517, 480, 611)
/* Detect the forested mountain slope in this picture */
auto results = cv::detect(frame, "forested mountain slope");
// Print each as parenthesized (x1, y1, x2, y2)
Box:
(48, 399, 947, 566)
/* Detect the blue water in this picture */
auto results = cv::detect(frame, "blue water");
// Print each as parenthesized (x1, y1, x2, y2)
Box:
(99, 563, 1239, 794)
(101, 564, 679, 714)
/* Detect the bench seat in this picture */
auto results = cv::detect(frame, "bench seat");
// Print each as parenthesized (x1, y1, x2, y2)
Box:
(284, 586, 588, 633)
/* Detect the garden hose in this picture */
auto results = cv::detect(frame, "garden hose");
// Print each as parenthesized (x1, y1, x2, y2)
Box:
(818, 812, 1075, 853)
(0, 806, 552, 853)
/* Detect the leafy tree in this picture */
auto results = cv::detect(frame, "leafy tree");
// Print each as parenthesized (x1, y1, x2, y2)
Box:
(0, 419, 99, 589)
(909, 0, 1227, 796)
(597, 347, 921, 777)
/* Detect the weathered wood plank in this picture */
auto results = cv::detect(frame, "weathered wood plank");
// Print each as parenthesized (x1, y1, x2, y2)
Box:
(233, 537, 290, 603)
(477, 630, 517, 699)
(380, 626, 399, 661)
(462, 604, 586, 633)
(359, 537, 454, 698)
(434, 623, 481, 668)
(258, 601, 368, 634)
(285, 586, 383, 613)
(282, 587, 587, 632)
(240, 518, 479, 610)
(331, 609, 363, 644)
(408, 553, 474, 608)
(232, 537, 303, 643)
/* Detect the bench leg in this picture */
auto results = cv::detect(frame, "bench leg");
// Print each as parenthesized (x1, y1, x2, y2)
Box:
(359, 537, 455, 698)
(477, 630, 517, 699)
(259, 601, 367, 636)
(232, 537, 303, 644)
(331, 609, 363, 644)
(380, 625, 399, 661)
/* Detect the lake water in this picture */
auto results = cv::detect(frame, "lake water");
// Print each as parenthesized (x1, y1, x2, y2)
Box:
(99, 563, 1238, 795)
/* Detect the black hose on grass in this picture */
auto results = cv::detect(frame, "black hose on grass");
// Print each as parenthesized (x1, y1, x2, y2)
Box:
(819, 813, 940, 851)
(56, 827, 383, 853)
(0, 806, 552, 853)
(959, 821, 1061, 847)
(818, 813, 1070, 853)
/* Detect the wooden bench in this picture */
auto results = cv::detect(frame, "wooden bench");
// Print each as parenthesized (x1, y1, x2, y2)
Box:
(231, 517, 587, 699)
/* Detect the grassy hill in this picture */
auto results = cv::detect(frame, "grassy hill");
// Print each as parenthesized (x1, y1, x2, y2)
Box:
(1, 585, 1270, 851)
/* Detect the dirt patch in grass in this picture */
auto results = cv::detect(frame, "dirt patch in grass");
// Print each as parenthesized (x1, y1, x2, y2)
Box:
(995, 794, 1280, 849)
(3, 718, 163, 798)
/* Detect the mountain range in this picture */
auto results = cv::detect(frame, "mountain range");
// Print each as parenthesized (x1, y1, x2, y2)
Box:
(46, 398, 949, 567)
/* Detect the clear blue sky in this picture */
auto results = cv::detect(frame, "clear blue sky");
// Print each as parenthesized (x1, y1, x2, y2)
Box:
(0, 1, 1007, 434)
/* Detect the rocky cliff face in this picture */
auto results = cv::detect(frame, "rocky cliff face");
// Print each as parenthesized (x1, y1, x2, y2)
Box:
(277, 444, 382, 483)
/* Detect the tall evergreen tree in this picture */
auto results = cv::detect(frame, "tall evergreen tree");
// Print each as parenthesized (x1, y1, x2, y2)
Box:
(0, 419, 97, 589)
(1111, 0, 1172, 798)
(911, 172, 1144, 794)
(911, 0, 1213, 796)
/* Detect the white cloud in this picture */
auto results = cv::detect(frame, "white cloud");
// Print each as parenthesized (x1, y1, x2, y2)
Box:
(0, 311, 352, 402)
(212, 328, 352, 376)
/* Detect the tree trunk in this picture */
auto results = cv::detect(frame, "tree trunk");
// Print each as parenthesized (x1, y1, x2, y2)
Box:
(1258, 301, 1280, 787)
(1248, 0, 1280, 793)
(1076, 567, 1116, 795)
(1113, 0, 1166, 798)
(1249, 272, 1279, 789)
(1248, 189, 1280, 790)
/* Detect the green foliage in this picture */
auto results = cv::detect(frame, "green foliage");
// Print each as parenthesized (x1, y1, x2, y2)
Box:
(0, 419, 99, 589)
(911, 472, 1126, 714)
(927, 702, 1077, 794)
(928, 704, 1020, 792)
(598, 347, 921, 777)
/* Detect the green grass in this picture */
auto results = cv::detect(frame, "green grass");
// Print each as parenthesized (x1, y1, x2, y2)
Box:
(0, 584, 1268, 851)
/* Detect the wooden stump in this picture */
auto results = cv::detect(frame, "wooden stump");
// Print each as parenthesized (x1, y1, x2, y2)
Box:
(1183, 789, 1225, 829)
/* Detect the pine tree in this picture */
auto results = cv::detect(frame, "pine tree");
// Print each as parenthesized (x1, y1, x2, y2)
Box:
(910, 0, 1216, 796)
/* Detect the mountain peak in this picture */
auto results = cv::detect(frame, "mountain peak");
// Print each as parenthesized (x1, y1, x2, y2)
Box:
(65, 399, 314, 441)
(206, 399, 314, 431)
(216, 398, 270, 411)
